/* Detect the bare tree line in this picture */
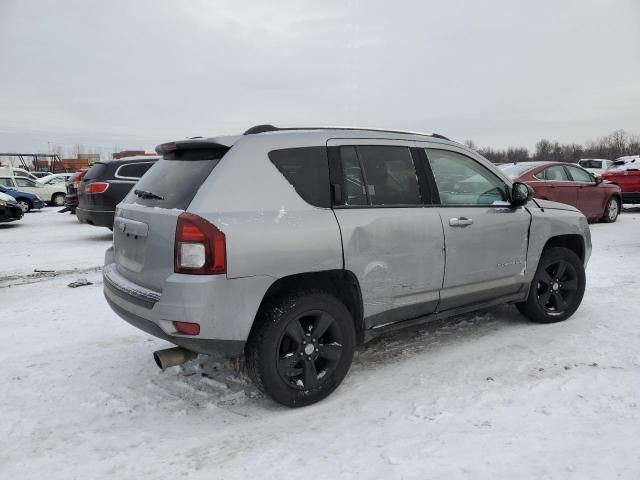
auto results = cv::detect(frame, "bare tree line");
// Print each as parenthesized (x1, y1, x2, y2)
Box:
(466, 129, 640, 164)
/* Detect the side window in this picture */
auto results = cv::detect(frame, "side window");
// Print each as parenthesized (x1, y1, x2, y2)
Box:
(544, 166, 569, 181)
(268, 146, 330, 207)
(566, 165, 593, 183)
(117, 162, 154, 179)
(339, 146, 367, 206)
(15, 177, 36, 187)
(0, 178, 14, 187)
(357, 146, 422, 205)
(425, 149, 507, 205)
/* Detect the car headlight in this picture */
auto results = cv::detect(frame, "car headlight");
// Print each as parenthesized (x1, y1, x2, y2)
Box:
(0, 199, 6, 207)
(35, 195, 43, 201)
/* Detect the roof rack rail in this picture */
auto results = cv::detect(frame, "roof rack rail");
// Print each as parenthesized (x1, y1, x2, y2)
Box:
(242, 124, 450, 141)
(243, 124, 278, 134)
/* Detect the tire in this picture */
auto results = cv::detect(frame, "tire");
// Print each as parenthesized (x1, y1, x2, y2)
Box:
(17, 199, 31, 213)
(246, 290, 356, 407)
(52, 193, 65, 206)
(517, 246, 586, 323)
(601, 197, 620, 223)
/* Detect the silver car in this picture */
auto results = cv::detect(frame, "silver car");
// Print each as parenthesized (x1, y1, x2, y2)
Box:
(104, 125, 591, 407)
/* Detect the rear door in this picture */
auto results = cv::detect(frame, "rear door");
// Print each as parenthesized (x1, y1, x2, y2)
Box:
(328, 139, 445, 328)
(423, 147, 531, 310)
(113, 148, 226, 292)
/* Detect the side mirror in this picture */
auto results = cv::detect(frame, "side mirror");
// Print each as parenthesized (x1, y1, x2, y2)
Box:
(511, 182, 534, 207)
(594, 176, 603, 185)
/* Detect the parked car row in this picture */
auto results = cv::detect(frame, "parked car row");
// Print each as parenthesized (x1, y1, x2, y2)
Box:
(0, 155, 160, 226)
(498, 161, 622, 222)
(76, 156, 159, 228)
(0, 166, 67, 208)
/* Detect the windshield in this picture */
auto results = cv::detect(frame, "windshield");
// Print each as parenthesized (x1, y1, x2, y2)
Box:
(498, 164, 534, 179)
(578, 160, 602, 169)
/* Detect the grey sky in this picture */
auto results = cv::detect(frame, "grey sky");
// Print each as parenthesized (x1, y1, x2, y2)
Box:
(1, 0, 639, 156)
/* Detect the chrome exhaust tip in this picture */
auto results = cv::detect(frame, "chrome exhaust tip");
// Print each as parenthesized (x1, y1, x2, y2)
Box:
(153, 347, 198, 369)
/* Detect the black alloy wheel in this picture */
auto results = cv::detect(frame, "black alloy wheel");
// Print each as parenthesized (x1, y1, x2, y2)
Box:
(517, 246, 586, 323)
(535, 259, 578, 316)
(276, 310, 344, 390)
(246, 290, 356, 407)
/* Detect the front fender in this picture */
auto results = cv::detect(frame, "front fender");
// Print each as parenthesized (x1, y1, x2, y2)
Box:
(525, 204, 591, 283)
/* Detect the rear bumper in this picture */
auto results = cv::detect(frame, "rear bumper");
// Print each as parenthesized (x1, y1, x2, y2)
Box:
(102, 252, 273, 357)
(77, 207, 115, 227)
(105, 294, 246, 357)
(621, 192, 640, 204)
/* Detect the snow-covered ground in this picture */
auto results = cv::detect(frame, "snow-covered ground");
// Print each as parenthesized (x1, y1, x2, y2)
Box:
(2, 207, 640, 479)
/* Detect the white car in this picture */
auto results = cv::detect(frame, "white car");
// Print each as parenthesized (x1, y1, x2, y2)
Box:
(37, 173, 73, 185)
(0, 166, 39, 181)
(0, 175, 66, 206)
(576, 159, 613, 177)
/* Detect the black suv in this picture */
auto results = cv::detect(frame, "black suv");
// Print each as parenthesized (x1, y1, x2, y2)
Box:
(77, 156, 159, 228)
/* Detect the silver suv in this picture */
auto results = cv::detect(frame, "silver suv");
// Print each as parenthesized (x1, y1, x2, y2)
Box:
(104, 125, 591, 407)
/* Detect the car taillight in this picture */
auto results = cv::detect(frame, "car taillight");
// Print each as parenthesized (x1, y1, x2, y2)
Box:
(85, 182, 109, 194)
(174, 212, 226, 275)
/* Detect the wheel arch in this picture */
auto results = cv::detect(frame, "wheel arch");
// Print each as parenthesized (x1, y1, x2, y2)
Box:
(251, 270, 365, 343)
(542, 234, 585, 262)
(16, 196, 33, 207)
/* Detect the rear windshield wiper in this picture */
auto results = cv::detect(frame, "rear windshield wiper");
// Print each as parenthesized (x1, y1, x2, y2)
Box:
(134, 189, 164, 200)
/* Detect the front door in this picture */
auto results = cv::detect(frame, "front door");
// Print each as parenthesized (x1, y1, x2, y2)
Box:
(423, 147, 531, 311)
(328, 140, 445, 328)
(565, 164, 602, 218)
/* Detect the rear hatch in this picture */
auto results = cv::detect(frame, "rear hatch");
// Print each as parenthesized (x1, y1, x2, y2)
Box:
(112, 140, 232, 292)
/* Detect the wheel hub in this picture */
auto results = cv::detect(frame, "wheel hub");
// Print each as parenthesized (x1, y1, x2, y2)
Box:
(552, 282, 559, 291)
(304, 344, 315, 355)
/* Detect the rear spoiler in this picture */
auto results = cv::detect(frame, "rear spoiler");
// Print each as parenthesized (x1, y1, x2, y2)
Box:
(155, 136, 239, 156)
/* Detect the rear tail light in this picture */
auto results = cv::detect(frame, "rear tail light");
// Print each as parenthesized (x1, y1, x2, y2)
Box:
(173, 321, 200, 335)
(174, 212, 226, 275)
(85, 182, 109, 194)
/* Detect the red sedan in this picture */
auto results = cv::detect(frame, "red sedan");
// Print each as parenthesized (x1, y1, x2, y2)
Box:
(499, 161, 622, 223)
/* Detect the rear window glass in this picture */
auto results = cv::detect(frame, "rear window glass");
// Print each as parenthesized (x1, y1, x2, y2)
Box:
(83, 163, 108, 181)
(498, 164, 534, 179)
(578, 160, 601, 169)
(123, 158, 220, 210)
(116, 162, 155, 179)
(268, 147, 330, 208)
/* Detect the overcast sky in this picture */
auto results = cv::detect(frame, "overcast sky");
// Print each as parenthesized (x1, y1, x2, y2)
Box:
(1, 0, 639, 156)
